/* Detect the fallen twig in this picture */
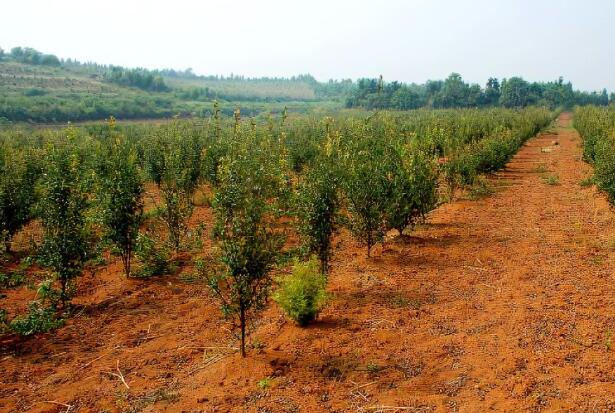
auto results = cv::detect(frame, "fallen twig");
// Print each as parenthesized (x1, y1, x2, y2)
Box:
(104, 360, 130, 389)
(39, 401, 73, 413)
(79, 355, 104, 370)
(364, 406, 430, 412)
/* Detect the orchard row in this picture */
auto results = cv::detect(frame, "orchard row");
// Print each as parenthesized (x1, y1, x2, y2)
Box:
(0, 106, 554, 355)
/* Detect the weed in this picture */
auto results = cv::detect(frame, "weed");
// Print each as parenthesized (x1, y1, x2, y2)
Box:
(366, 362, 383, 374)
(257, 377, 272, 390)
(579, 176, 594, 187)
(541, 174, 560, 185)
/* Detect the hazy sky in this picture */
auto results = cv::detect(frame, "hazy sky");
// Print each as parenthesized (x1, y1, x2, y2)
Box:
(1, 0, 614, 91)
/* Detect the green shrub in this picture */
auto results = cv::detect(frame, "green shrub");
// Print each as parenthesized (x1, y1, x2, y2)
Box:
(9, 301, 64, 336)
(134, 233, 172, 277)
(0, 271, 26, 288)
(9, 279, 64, 336)
(273, 258, 328, 326)
(541, 174, 560, 185)
(154, 123, 202, 251)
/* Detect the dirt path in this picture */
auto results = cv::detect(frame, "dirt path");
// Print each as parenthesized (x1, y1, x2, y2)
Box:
(2, 113, 615, 412)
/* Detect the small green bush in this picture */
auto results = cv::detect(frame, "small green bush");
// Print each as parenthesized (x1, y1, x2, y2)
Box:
(541, 174, 560, 185)
(134, 233, 172, 277)
(273, 258, 328, 326)
(9, 279, 64, 336)
(0, 271, 26, 288)
(9, 301, 64, 336)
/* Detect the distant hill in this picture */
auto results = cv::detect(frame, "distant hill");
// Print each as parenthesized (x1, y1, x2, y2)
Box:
(0, 46, 611, 124)
(0, 47, 349, 123)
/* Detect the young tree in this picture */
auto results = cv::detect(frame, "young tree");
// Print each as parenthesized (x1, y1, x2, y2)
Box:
(97, 120, 144, 277)
(0, 145, 38, 252)
(341, 124, 393, 257)
(207, 126, 286, 357)
(152, 122, 202, 250)
(38, 130, 90, 305)
(295, 154, 339, 274)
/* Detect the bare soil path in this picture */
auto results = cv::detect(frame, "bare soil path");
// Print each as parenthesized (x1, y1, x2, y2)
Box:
(2, 113, 615, 412)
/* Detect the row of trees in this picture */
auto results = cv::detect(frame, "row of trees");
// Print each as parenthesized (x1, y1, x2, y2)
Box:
(0, 47, 61, 66)
(574, 106, 615, 201)
(103, 66, 169, 92)
(346, 74, 610, 110)
(0, 106, 554, 355)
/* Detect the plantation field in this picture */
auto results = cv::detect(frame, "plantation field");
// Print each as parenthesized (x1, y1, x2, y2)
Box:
(3, 110, 615, 412)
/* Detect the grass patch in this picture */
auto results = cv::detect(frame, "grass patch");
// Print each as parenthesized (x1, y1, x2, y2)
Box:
(580, 176, 594, 187)
(541, 174, 560, 185)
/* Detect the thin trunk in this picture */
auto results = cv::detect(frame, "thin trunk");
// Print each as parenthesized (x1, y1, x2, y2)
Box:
(60, 274, 69, 308)
(126, 250, 131, 278)
(123, 244, 132, 278)
(320, 257, 328, 276)
(239, 305, 246, 357)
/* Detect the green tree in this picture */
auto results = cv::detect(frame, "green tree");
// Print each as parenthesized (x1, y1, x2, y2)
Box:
(97, 121, 144, 277)
(342, 124, 393, 257)
(295, 153, 339, 274)
(434, 73, 471, 108)
(484, 78, 501, 106)
(386, 146, 438, 235)
(207, 126, 286, 357)
(38, 130, 90, 305)
(499, 77, 530, 108)
(154, 123, 202, 250)
(0, 145, 38, 252)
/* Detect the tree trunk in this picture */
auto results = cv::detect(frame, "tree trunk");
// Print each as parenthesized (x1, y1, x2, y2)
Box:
(239, 305, 246, 357)
(60, 274, 69, 308)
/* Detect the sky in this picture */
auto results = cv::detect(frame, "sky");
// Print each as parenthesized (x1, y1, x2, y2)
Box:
(1, 0, 614, 91)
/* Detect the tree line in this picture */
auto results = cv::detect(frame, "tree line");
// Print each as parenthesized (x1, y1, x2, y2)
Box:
(345, 73, 611, 110)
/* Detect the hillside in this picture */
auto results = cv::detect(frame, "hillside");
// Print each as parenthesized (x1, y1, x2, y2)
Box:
(0, 53, 343, 123)
(0, 46, 611, 124)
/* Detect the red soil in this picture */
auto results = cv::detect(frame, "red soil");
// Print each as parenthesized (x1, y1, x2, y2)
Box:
(2, 113, 615, 412)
